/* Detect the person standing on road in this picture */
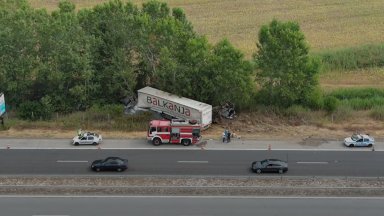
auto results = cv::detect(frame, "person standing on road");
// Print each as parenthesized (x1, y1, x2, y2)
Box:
(227, 130, 231, 142)
(223, 129, 228, 143)
(77, 128, 82, 137)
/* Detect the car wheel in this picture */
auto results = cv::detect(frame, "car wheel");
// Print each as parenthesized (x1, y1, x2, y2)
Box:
(278, 169, 283, 174)
(349, 144, 354, 147)
(74, 142, 79, 146)
(117, 168, 122, 172)
(368, 144, 373, 147)
(92, 142, 97, 145)
(182, 139, 191, 146)
(95, 168, 100, 172)
(256, 169, 262, 174)
(152, 138, 162, 146)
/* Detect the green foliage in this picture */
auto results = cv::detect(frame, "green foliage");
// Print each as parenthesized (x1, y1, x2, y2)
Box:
(303, 86, 324, 109)
(314, 44, 384, 72)
(328, 88, 384, 99)
(339, 97, 384, 110)
(0, 0, 29, 11)
(284, 105, 310, 118)
(142, 0, 170, 19)
(323, 96, 339, 112)
(17, 100, 52, 121)
(0, 0, 256, 117)
(58, 0, 75, 13)
(254, 19, 321, 108)
(327, 88, 384, 110)
(172, 7, 186, 22)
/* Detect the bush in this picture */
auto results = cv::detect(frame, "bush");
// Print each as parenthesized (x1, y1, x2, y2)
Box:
(323, 96, 339, 112)
(284, 105, 309, 117)
(17, 100, 52, 121)
(303, 87, 324, 109)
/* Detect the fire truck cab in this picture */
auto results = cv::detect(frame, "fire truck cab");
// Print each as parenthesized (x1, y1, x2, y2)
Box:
(147, 119, 201, 146)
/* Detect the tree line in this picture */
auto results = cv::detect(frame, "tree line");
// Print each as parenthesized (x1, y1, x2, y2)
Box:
(0, 0, 321, 120)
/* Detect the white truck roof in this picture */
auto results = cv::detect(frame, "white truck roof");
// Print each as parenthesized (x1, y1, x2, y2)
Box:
(138, 86, 212, 112)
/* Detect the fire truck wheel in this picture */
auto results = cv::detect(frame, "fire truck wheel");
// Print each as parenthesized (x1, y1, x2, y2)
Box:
(152, 138, 162, 146)
(181, 139, 191, 146)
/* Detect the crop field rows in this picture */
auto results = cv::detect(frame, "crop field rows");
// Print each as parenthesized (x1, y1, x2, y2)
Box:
(30, 0, 384, 57)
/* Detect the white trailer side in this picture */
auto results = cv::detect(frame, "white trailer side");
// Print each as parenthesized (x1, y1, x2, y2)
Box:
(137, 87, 212, 129)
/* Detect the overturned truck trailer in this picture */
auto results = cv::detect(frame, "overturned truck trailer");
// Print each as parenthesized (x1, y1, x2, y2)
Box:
(137, 86, 212, 129)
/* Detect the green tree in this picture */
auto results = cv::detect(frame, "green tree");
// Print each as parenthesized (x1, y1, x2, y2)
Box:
(155, 37, 255, 107)
(254, 19, 321, 108)
(78, 0, 139, 103)
(0, 2, 41, 106)
(35, 1, 95, 112)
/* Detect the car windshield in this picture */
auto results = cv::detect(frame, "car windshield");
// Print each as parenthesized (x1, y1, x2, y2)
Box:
(351, 134, 360, 141)
(261, 160, 269, 167)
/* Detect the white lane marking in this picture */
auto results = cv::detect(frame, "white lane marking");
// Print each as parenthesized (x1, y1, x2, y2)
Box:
(32, 215, 70, 216)
(56, 160, 88, 163)
(177, 161, 209, 163)
(296, 161, 329, 164)
(2, 147, 383, 151)
(3, 195, 384, 199)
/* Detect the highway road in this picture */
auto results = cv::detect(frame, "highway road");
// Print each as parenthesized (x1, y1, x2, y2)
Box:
(0, 196, 383, 216)
(0, 149, 383, 176)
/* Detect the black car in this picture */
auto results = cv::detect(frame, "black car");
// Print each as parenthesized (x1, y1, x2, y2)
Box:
(91, 157, 128, 172)
(251, 159, 288, 174)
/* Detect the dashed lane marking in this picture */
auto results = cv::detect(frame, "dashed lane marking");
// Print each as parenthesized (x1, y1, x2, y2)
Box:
(56, 160, 88, 163)
(177, 161, 209, 163)
(296, 161, 329, 164)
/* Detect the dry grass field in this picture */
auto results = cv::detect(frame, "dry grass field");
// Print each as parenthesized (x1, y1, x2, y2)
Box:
(30, 0, 384, 58)
(320, 67, 384, 91)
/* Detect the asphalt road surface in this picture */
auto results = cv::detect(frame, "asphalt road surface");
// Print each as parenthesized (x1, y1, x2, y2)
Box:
(0, 196, 383, 216)
(0, 149, 383, 177)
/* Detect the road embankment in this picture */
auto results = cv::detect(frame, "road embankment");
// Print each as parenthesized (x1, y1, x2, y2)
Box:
(1, 176, 384, 196)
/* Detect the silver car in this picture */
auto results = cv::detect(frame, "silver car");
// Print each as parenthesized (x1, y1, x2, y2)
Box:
(72, 132, 102, 146)
(344, 134, 374, 147)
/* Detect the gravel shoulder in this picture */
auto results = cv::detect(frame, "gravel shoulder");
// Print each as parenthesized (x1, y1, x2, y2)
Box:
(1, 176, 384, 197)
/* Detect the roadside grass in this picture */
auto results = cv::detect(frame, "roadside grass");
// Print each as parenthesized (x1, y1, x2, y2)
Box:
(370, 106, 384, 121)
(5, 110, 153, 132)
(29, 0, 384, 58)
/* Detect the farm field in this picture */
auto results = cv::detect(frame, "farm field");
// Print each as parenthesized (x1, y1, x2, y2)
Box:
(29, 0, 384, 58)
(29, 0, 384, 89)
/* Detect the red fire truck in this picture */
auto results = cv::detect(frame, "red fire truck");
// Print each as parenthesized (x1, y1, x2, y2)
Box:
(147, 119, 201, 146)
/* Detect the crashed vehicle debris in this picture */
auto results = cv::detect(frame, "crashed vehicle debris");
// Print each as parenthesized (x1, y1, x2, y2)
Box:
(213, 101, 237, 123)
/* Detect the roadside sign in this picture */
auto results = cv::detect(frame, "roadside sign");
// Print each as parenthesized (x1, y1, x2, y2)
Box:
(0, 93, 5, 116)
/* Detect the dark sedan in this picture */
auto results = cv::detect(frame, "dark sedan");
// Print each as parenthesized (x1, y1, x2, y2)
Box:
(91, 157, 128, 172)
(251, 159, 288, 174)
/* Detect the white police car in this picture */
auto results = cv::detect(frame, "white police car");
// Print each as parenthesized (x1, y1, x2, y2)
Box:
(344, 134, 374, 147)
(72, 132, 102, 146)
